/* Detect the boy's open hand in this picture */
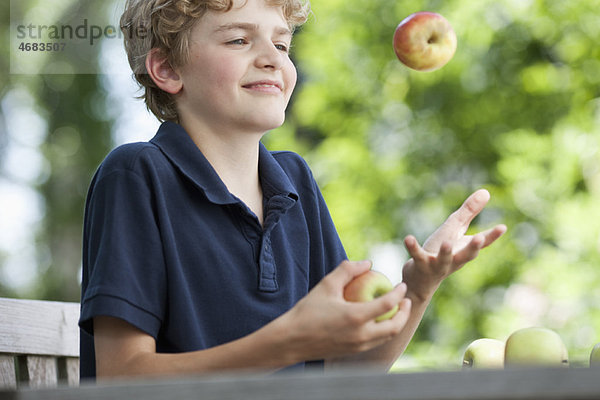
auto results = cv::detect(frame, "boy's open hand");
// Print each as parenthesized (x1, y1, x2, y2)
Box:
(280, 260, 412, 362)
(402, 189, 507, 302)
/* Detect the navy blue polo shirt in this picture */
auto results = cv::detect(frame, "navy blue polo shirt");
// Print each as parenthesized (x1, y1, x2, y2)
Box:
(79, 121, 347, 378)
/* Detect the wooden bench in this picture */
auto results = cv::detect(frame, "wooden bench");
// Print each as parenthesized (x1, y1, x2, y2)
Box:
(0, 297, 80, 389)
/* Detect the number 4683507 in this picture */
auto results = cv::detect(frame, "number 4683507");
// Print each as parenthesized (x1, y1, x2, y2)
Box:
(18, 42, 66, 52)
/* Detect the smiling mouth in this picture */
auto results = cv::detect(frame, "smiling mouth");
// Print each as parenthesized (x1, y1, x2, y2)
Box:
(242, 81, 283, 92)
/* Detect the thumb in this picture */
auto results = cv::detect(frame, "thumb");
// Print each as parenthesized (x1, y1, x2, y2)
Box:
(327, 260, 372, 288)
(451, 189, 490, 228)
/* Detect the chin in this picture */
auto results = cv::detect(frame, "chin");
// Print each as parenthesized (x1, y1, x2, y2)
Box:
(251, 113, 286, 133)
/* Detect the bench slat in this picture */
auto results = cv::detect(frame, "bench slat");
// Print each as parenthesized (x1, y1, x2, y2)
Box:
(20, 356, 58, 388)
(59, 358, 79, 387)
(0, 355, 17, 389)
(0, 298, 79, 357)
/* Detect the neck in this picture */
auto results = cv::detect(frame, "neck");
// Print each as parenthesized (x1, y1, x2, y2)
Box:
(180, 117, 265, 224)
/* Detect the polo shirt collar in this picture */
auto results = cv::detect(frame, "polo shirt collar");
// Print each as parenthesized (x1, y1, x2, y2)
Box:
(258, 142, 299, 203)
(150, 121, 298, 205)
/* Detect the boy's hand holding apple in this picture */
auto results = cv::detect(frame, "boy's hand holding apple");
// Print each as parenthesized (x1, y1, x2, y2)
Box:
(275, 260, 412, 363)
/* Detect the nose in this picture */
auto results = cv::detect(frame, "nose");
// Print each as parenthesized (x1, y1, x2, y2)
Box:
(254, 40, 284, 70)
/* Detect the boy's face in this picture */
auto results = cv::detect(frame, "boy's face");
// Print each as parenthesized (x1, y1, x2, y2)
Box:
(175, 0, 297, 135)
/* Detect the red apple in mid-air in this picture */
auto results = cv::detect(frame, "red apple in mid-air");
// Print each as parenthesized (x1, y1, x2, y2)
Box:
(393, 11, 457, 72)
(343, 270, 398, 322)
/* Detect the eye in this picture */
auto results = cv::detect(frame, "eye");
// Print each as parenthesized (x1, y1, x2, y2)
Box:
(275, 43, 290, 53)
(227, 38, 247, 46)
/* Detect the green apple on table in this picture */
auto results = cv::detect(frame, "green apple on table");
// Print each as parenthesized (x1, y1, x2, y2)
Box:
(343, 270, 398, 322)
(393, 11, 457, 72)
(590, 343, 600, 367)
(462, 338, 505, 369)
(504, 327, 569, 367)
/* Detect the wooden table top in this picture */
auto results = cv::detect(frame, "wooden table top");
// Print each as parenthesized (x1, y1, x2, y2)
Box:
(3, 366, 600, 400)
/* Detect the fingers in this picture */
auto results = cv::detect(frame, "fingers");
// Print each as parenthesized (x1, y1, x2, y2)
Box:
(404, 235, 425, 262)
(409, 218, 507, 258)
(389, 297, 412, 328)
(326, 259, 373, 289)
(480, 224, 508, 248)
(344, 282, 409, 325)
(364, 282, 408, 322)
(365, 296, 412, 344)
(451, 225, 507, 266)
(437, 240, 453, 266)
(452, 233, 485, 266)
(449, 189, 490, 228)
(385, 296, 412, 326)
(405, 235, 452, 267)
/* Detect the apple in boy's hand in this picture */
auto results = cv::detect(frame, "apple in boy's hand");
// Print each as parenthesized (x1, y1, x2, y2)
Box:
(343, 270, 398, 322)
(462, 338, 505, 369)
(590, 343, 600, 367)
(504, 327, 569, 367)
(393, 11, 457, 72)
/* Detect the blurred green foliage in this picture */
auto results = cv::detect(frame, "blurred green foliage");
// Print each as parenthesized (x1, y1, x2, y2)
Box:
(1, 0, 113, 302)
(1, 0, 600, 370)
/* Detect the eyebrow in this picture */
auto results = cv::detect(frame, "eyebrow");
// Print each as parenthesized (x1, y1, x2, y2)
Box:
(214, 22, 292, 37)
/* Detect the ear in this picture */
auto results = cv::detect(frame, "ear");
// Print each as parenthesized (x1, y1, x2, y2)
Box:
(145, 48, 183, 95)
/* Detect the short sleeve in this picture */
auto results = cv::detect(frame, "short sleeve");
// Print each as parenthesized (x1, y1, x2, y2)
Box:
(79, 167, 166, 339)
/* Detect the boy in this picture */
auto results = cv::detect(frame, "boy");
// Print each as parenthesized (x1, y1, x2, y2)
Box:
(79, 0, 506, 379)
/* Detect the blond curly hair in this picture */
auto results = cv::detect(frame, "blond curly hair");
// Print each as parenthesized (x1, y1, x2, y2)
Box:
(120, 0, 310, 122)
